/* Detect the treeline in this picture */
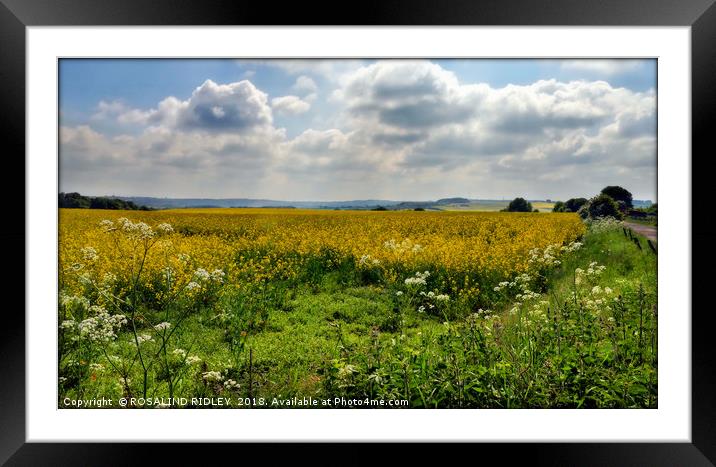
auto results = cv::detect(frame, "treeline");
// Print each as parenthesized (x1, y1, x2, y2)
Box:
(59, 192, 153, 211)
(553, 186, 656, 221)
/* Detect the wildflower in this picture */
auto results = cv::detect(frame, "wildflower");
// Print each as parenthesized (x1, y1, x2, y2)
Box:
(186, 355, 201, 365)
(202, 371, 223, 382)
(154, 322, 171, 331)
(224, 379, 239, 390)
(186, 281, 201, 291)
(395, 291, 403, 296)
(405, 271, 430, 286)
(172, 348, 187, 359)
(337, 364, 356, 379)
(210, 269, 225, 283)
(193, 268, 210, 282)
(77, 309, 127, 343)
(137, 334, 154, 344)
(156, 222, 174, 234)
(99, 219, 115, 231)
(101, 272, 117, 286)
(80, 247, 98, 262)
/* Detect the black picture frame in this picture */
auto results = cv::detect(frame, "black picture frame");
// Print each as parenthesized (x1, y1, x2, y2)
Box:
(2, 0, 714, 464)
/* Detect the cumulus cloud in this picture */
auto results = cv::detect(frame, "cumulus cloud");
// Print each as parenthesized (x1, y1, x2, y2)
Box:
(60, 61, 657, 200)
(333, 61, 655, 180)
(104, 79, 274, 132)
(292, 75, 318, 102)
(338, 60, 487, 129)
(271, 95, 311, 116)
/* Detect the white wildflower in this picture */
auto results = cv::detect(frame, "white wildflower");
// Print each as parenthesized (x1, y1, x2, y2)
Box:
(154, 322, 171, 331)
(223, 379, 239, 390)
(156, 223, 174, 234)
(210, 269, 225, 283)
(202, 371, 223, 382)
(193, 268, 210, 282)
(99, 219, 115, 231)
(186, 355, 201, 365)
(337, 364, 356, 379)
(80, 246, 98, 262)
(137, 334, 154, 344)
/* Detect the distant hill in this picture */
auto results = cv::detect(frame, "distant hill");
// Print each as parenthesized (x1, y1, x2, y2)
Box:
(75, 195, 636, 212)
(117, 196, 403, 210)
(435, 197, 470, 205)
(59, 192, 152, 210)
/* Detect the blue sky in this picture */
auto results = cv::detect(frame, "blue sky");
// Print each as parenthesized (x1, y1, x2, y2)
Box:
(59, 58, 657, 201)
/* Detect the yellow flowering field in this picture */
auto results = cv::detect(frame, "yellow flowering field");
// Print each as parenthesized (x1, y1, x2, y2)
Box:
(59, 208, 585, 305)
(58, 209, 659, 408)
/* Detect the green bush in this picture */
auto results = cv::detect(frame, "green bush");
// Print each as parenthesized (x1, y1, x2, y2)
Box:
(564, 198, 588, 212)
(579, 194, 624, 220)
(601, 186, 633, 208)
(505, 197, 533, 212)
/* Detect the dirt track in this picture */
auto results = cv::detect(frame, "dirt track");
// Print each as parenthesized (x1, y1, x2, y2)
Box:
(624, 221, 657, 242)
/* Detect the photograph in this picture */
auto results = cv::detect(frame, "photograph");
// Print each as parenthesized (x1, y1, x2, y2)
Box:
(57, 57, 658, 410)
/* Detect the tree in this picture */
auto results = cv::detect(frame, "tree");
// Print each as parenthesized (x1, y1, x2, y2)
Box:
(505, 197, 533, 212)
(579, 194, 623, 220)
(600, 186, 633, 208)
(58, 192, 152, 210)
(552, 201, 566, 212)
(564, 198, 587, 212)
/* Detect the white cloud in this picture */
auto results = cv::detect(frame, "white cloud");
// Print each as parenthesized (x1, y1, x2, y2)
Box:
(256, 59, 364, 81)
(560, 60, 643, 75)
(271, 95, 311, 116)
(61, 62, 657, 200)
(104, 79, 274, 132)
(292, 75, 318, 100)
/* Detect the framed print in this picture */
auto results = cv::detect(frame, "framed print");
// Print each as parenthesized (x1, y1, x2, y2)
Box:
(4, 0, 715, 463)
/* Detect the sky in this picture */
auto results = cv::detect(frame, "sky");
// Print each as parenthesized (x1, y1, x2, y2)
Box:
(59, 58, 657, 201)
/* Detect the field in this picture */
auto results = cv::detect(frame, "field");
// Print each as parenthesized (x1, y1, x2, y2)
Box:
(58, 208, 657, 408)
(435, 200, 555, 212)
